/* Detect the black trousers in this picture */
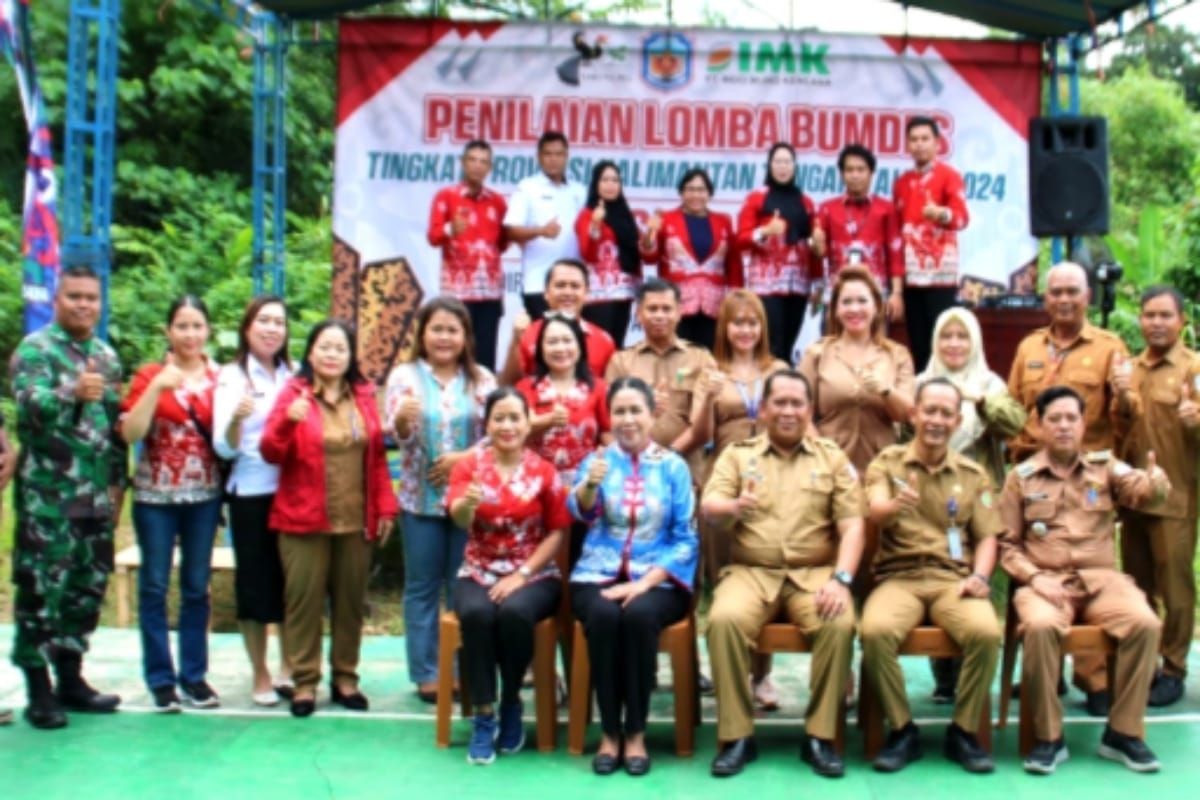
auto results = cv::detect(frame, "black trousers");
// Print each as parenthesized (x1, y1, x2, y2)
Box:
(903, 286, 959, 374)
(453, 576, 561, 707)
(228, 494, 285, 623)
(760, 293, 808, 363)
(581, 300, 632, 349)
(677, 313, 717, 351)
(466, 299, 504, 373)
(570, 582, 689, 737)
(522, 293, 549, 320)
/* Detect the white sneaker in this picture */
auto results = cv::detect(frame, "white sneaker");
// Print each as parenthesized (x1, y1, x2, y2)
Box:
(753, 675, 780, 711)
(252, 688, 281, 707)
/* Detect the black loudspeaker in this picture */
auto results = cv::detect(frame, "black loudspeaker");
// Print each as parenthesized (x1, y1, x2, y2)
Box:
(1028, 116, 1109, 237)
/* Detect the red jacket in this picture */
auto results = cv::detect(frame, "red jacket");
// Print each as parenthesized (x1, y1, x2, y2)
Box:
(260, 377, 397, 537)
(649, 208, 741, 317)
(574, 207, 654, 304)
(735, 188, 818, 296)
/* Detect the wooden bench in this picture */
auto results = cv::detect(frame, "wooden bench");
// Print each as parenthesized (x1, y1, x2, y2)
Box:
(113, 545, 236, 627)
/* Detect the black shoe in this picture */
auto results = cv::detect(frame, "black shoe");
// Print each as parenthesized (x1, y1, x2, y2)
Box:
(290, 697, 316, 718)
(181, 681, 220, 709)
(592, 750, 622, 775)
(273, 683, 295, 702)
(22, 668, 67, 730)
(801, 736, 845, 778)
(151, 685, 182, 713)
(1023, 738, 1068, 775)
(873, 722, 922, 772)
(698, 673, 715, 696)
(711, 737, 757, 777)
(1098, 726, 1160, 773)
(54, 652, 120, 713)
(1148, 673, 1184, 707)
(331, 684, 370, 711)
(624, 755, 651, 776)
(944, 723, 993, 773)
(1085, 690, 1111, 717)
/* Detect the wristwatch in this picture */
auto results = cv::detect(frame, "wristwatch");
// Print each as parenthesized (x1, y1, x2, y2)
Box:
(517, 565, 533, 580)
(833, 570, 853, 587)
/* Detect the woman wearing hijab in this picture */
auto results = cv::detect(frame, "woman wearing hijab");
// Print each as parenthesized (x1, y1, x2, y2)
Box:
(576, 161, 655, 347)
(737, 143, 823, 361)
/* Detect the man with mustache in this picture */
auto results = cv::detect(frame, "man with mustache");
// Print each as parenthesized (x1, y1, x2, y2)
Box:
(860, 378, 1002, 774)
(999, 385, 1168, 774)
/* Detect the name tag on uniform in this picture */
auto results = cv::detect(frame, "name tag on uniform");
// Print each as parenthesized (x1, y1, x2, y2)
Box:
(947, 525, 964, 561)
(1027, 361, 1045, 369)
(1023, 492, 1049, 503)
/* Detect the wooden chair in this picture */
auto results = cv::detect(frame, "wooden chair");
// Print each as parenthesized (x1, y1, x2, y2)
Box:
(755, 623, 848, 754)
(566, 613, 700, 757)
(858, 626, 993, 759)
(997, 584, 1116, 757)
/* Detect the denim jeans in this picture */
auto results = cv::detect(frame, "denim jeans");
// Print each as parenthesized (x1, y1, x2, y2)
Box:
(133, 497, 222, 690)
(401, 511, 466, 684)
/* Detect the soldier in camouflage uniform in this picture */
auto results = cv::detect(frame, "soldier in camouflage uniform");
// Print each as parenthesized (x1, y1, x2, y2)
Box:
(9, 265, 127, 729)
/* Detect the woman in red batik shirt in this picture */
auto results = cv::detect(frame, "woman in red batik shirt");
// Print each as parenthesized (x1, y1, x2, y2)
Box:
(447, 387, 570, 765)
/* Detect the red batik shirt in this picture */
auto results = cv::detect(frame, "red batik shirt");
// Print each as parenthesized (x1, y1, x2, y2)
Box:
(427, 183, 509, 301)
(515, 375, 611, 483)
(892, 161, 969, 289)
(736, 188, 819, 296)
(650, 208, 741, 317)
(815, 194, 903, 291)
(447, 447, 571, 587)
(574, 208, 653, 304)
(120, 360, 222, 505)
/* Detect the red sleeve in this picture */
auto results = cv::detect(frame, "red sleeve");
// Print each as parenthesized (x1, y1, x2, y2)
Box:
(941, 166, 970, 231)
(119, 364, 159, 415)
(589, 329, 616, 377)
(515, 377, 539, 410)
(494, 193, 510, 253)
(892, 172, 905, 209)
(541, 461, 572, 531)
(518, 326, 538, 376)
(735, 190, 765, 250)
(594, 379, 611, 434)
(445, 450, 477, 511)
(427, 188, 451, 248)
(884, 200, 905, 279)
(260, 379, 303, 464)
(715, 213, 743, 288)
(575, 207, 601, 264)
(803, 195, 821, 279)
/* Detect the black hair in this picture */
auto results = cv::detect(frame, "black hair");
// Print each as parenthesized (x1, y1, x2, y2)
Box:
(1035, 385, 1085, 419)
(906, 115, 940, 138)
(534, 313, 593, 387)
(59, 264, 100, 283)
(537, 130, 568, 151)
(463, 139, 491, 155)
(607, 375, 655, 412)
(762, 369, 811, 404)
(677, 167, 714, 196)
(636, 277, 681, 303)
(166, 294, 210, 326)
(915, 376, 963, 405)
(484, 386, 529, 422)
(1141, 285, 1186, 315)
(546, 258, 590, 288)
(586, 160, 641, 277)
(297, 318, 367, 386)
(837, 144, 877, 173)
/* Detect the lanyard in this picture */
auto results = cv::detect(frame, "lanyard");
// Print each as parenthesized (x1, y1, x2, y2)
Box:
(734, 377, 762, 420)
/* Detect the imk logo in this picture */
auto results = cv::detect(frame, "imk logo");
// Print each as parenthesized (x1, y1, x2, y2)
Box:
(707, 40, 830, 75)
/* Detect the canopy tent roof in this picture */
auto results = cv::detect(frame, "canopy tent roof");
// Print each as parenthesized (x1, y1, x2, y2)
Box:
(255, 0, 1149, 37)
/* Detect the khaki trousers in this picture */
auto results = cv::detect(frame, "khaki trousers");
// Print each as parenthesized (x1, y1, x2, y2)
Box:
(1121, 512, 1198, 679)
(861, 575, 1001, 731)
(707, 565, 854, 742)
(1015, 570, 1161, 741)
(278, 532, 372, 693)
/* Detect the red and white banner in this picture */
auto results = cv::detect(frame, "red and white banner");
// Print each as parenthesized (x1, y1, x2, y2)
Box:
(334, 19, 1041, 376)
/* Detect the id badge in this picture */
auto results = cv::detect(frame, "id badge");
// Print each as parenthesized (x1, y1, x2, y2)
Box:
(947, 526, 964, 561)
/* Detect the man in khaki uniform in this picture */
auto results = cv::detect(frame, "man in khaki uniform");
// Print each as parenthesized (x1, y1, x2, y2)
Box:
(1006, 261, 1130, 711)
(861, 377, 1002, 774)
(999, 385, 1168, 775)
(1116, 286, 1200, 707)
(605, 277, 715, 461)
(702, 370, 864, 779)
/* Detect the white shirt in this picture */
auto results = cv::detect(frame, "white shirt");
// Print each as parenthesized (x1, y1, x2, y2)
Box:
(503, 171, 585, 294)
(212, 358, 292, 496)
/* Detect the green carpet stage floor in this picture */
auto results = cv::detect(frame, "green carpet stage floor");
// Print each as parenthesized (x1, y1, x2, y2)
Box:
(2, 624, 1199, 799)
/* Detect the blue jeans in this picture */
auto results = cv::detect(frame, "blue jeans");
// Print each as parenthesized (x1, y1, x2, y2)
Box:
(133, 498, 222, 690)
(401, 511, 466, 684)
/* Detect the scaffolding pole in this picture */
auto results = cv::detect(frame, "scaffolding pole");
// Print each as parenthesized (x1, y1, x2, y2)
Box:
(252, 12, 288, 296)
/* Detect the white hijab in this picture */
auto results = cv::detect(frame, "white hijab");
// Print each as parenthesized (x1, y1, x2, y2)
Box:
(917, 307, 1008, 454)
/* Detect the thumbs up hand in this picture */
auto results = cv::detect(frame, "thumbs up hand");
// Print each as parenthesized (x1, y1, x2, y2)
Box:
(584, 449, 609, 489)
(591, 200, 607, 226)
(75, 357, 107, 402)
(1109, 352, 1133, 395)
(541, 216, 562, 239)
(451, 206, 470, 236)
(646, 209, 664, 236)
(1144, 450, 1172, 500)
(1179, 380, 1199, 428)
(153, 353, 185, 393)
(549, 402, 569, 428)
(232, 393, 256, 422)
(892, 471, 921, 514)
(463, 463, 485, 511)
(287, 388, 311, 423)
(810, 223, 827, 257)
(763, 209, 787, 238)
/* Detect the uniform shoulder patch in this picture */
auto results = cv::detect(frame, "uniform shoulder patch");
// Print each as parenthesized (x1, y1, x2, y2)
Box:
(1085, 450, 1112, 463)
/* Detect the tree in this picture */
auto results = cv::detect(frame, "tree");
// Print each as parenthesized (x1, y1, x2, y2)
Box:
(1105, 24, 1200, 110)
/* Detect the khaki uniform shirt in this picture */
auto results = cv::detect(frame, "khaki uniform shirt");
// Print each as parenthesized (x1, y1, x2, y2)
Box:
(702, 433, 863, 592)
(1007, 324, 1128, 462)
(605, 337, 716, 450)
(1117, 341, 1200, 520)
(865, 443, 1004, 579)
(998, 449, 1156, 591)
(319, 389, 366, 534)
(798, 336, 915, 475)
